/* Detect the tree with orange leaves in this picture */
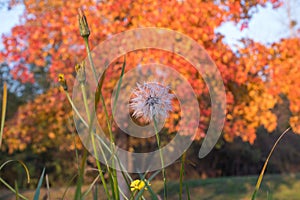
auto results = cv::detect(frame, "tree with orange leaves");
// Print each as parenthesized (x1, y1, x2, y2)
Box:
(1, 0, 297, 155)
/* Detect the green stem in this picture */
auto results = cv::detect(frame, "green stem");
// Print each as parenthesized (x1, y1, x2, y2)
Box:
(179, 152, 186, 200)
(83, 36, 119, 200)
(83, 37, 97, 82)
(80, 83, 110, 199)
(65, 91, 132, 188)
(65, 78, 130, 199)
(99, 84, 120, 200)
(66, 91, 110, 199)
(74, 84, 90, 199)
(153, 117, 167, 200)
(74, 147, 87, 200)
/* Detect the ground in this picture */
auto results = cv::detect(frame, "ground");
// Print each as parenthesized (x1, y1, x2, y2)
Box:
(1, 173, 299, 200)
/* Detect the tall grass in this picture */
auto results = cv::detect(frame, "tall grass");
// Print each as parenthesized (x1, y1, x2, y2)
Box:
(0, 82, 7, 147)
(252, 127, 291, 200)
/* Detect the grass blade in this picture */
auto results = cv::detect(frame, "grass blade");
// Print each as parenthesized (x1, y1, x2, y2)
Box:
(73, 129, 84, 200)
(0, 81, 7, 147)
(186, 184, 191, 200)
(93, 184, 98, 200)
(0, 160, 30, 183)
(62, 174, 78, 199)
(46, 174, 50, 200)
(135, 173, 159, 200)
(144, 181, 158, 200)
(0, 160, 30, 199)
(0, 177, 28, 200)
(148, 170, 161, 182)
(252, 127, 291, 200)
(112, 55, 126, 115)
(33, 168, 46, 200)
(15, 181, 19, 200)
(82, 174, 100, 198)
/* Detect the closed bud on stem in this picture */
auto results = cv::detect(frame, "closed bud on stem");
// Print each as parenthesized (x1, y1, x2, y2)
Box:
(78, 9, 90, 37)
(75, 61, 86, 83)
(58, 74, 68, 91)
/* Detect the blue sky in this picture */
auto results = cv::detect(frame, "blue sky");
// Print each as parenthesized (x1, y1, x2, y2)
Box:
(0, 5, 24, 37)
(216, 1, 300, 48)
(0, 2, 299, 50)
(0, 4, 24, 49)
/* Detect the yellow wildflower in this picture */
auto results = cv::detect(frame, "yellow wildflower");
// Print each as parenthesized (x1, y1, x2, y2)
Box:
(130, 179, 150, 192)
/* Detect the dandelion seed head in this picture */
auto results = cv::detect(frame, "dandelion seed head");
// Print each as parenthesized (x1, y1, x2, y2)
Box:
(130, 82, 175, 122)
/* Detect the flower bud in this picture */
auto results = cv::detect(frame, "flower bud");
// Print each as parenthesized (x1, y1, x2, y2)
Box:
(58, 73, 68, 91)
(78, 9, 90, 37)
(75, 61, 86, 83)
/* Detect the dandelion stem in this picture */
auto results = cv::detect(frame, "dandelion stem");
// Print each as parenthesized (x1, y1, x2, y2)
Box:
(179, 151, 186, 200)
(153, 117, 167, 200)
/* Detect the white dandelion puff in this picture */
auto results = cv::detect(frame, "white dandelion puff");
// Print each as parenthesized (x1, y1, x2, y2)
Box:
(130, 82, 175, 122)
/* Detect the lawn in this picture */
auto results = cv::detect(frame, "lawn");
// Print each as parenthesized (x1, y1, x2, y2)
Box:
(164, 174, 300, 200)
(1, 173, 299, 200)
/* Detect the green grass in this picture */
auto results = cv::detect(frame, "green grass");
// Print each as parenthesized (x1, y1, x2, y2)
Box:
(161, 173, 300, 200)
(0, 185, 99, 200)
(1, 173, 300, 200)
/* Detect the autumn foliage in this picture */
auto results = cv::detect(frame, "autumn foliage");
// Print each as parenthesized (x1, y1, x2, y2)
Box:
(1, 0, 299, 154)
